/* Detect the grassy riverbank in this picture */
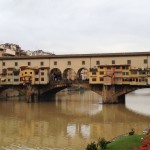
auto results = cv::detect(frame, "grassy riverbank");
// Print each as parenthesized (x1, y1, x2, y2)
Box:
(99, 135, 143, 150)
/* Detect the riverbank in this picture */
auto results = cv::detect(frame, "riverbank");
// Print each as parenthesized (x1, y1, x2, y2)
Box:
(104, 134, 143, 150)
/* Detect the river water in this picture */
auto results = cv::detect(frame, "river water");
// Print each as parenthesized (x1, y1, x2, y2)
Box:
(0, 88, 150, 150)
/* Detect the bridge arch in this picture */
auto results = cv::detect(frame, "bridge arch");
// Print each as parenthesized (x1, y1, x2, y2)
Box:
(63, 68, 77, 81)
(115, 86, 150, 103)
(77, 67, 89, 81)
(50, 68, 62, 81)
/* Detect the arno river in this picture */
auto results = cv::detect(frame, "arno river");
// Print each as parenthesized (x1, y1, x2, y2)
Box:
(0, 88, 150, 150)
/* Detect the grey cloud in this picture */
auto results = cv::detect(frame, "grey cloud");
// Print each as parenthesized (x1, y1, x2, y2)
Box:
(0, 0, 150, 54)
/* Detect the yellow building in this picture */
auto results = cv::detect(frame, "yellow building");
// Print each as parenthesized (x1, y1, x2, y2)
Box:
(89, 65, 130, 85)
(19, 66, 50, 85)
(20, 67, 36, 85)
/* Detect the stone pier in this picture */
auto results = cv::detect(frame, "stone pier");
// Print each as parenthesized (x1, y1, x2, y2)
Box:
(102, 85, 125, 104)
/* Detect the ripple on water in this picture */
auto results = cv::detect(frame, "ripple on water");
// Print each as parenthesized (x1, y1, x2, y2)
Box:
(1, 145, 73, 150)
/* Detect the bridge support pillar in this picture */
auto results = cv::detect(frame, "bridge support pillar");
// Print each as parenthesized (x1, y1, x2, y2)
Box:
(102, 85, 125, 104)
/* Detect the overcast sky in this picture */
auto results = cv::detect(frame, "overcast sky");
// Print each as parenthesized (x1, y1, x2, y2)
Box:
(0, 0, 150, 54)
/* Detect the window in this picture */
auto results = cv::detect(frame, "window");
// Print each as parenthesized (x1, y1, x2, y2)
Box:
(92, 78, 96, 81)
(2, 62, 5, 66)
(8, 79, 10, 82)
(14, 79, 19, 82)
(131, 71, 137, 74)
(8, 73, 13, 76)
(54, 61, 57, 65)
(35, 71, 39, 75)
(28, 62, 31, 66)
(15, 62, 18, 66)
(96, 61, 100, 65)
(82, 61, 85, 65)
(127, 60, 131, 65)
(68, 61, 71, 65)
(122, 66, 129, 70)
(100, 71, 104, 75)
(30, 72, 32, 74)
(41, 72, 44, 75)
(116, 66, 120, 69)
(25, 72, 27, 74)
(107, 67, 111, 70)
(139, 71, 146, 75)
(41, 62, 44, 66)
(41, 77, 44, 81)
(100, 66, 103, 69)
(112, 60, 115, 64)
(144, 59, 148, 64)
(92, 72, 96, 75)
(100, 78, 103, 81)
(35, 78, 39, 81)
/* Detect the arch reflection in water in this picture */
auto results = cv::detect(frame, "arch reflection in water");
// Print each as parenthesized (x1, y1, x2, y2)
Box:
(67, 123, 76, 138)
(81, 124, 90, 138)
(55, 89, 102, 116)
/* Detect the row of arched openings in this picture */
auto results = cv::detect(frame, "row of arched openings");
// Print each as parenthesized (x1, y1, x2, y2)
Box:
(50, 68, 89, 81)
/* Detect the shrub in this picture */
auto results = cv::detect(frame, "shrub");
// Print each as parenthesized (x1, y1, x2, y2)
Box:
(85, 141, 98, 150)
(98, 137, 107, 149)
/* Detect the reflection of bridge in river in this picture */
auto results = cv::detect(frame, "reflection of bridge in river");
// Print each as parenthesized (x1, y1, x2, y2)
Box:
(0, 98, 149, 145)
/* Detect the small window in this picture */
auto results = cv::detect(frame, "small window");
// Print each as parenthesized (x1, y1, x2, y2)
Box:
(14, 79, 19, 82)
(123, 66, 129, 69)
(25, 72, 27, 74)
(107, 67, 111, 70)
(68, 61, 71, 65)
(112, 60, 115, 64)
(92, 72, 96, 75)
(122, 72, 125, 75)
(131, 71, 137, 74)
(35, 78, 39, 81)
(92, 78, 96, 81)
(41, 72, 44, 75)
(144, 59, 148, 64)
(30, 72, 32, 74)
(54, 61, 57, 65)
(15, 62, 18, 66)
(82, 61, 85, 65)
(41, 77, 44, 81)
(100, 78, 103, 81)
(116, 66, 120, 69)
(127, 60, 131, 65)
(41, 62, 44, 66)
(8, 79, 11, 82)
(35, 71, 39, 75)
(100, 71, 104, 75)
(28, 62, 31, 66)
(96, 61, 100, 65)
(2, 62, 5, 66)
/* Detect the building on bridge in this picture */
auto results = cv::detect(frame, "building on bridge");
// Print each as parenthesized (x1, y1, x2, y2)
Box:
(0, 52, 150, 86)
(89, 64, 149, 85)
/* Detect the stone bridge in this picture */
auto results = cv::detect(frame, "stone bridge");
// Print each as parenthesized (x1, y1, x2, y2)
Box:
(1, 80, 149, 103)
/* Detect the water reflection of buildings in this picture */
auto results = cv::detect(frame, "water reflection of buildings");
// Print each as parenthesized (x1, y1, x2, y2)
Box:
(67, 123, 90, 138)
(0, 90, 150, 149)
(56, 90, 102, 116)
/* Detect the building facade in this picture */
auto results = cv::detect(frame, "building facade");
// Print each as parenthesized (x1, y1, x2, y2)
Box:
(0, 52, 150, 86)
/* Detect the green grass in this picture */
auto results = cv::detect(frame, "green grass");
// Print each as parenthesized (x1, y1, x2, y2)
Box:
(99, 135, 143, 150)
